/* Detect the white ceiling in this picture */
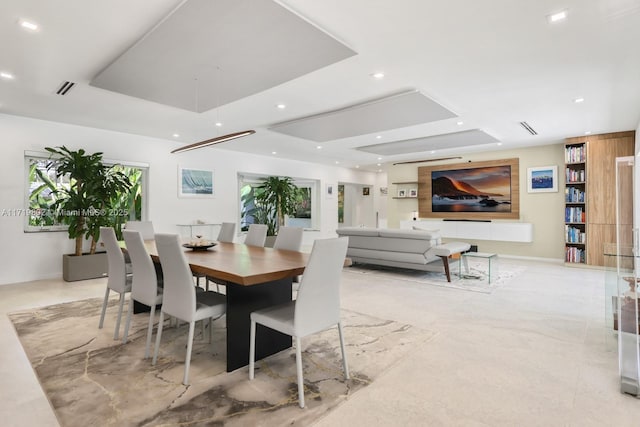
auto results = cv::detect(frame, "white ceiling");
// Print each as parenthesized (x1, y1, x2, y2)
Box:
(1, 0, 639, 172)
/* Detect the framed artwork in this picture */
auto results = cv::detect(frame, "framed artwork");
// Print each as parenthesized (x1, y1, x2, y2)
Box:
(363, 187, 370, 196)
(398, 189, 406, 197)
(527, 165, 558, 193)
(178, 167, 214, 197)
(409, 188, 418, 197)
(380, 186, 388, 196)
(326, 184, 334, 198)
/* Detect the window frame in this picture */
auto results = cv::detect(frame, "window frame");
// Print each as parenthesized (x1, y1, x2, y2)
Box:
(23, 150, 150, 233)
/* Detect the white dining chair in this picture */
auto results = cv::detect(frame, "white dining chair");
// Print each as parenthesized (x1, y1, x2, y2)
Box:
(217, 222, 236, 243)
(244, 224, 268, 247)
(206, 222, 237, 292)
(124, 220, 155, 240)
(249, 237, 350, 408)
(121, 230, 163, 358)
(98, 226, 132, 340)
(273, 226, 303, 251)
(152, 233, 226, 385)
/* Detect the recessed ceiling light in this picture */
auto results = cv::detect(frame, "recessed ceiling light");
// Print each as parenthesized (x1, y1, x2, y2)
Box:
(215, 122, 222, 127)
(585, 131, 592, 135)
(376, 135, 382, 139)
(172, 133, 180, 138)
(430, 150, 436, 154)
(355, 165, 360, 168)
(335, 161, 340, 164)
(497, 142, 503, 146)
(377, 163, 381, 166)
(316, 145, 322, 149)
(371, 72, 385, 79)
(456, 121, 464, 126)
(271, 151, 277, 155)
(0, 72, 15, 80)
(276, 104, 286, 109)
(574, 97, 585, 103)
(20, 20, 39, 31)
(549, 10, 568, 23)
(377, 157, 382, 160)
(378, 169, 382, 173)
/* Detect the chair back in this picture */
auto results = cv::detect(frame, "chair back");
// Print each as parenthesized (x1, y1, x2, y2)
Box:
(124, 221, 155, 240)
(217, 222, 236, 243)
(154, 233, 196, 321)
(100, 226, 129, 293)
(273, 226, 303, 251)
(123, 230, 160, 306)
(294, 237, 348, 336)
(244, 224, 268, 247)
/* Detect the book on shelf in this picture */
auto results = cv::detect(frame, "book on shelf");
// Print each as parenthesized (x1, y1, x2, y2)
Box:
(565, 168, 585, 183)
(565, 246, 586, 263)
(565, 206, 585, 223)
(564, 186, 585, 203)
(565, 225, 586, 243)
(565, 145, 586, 163)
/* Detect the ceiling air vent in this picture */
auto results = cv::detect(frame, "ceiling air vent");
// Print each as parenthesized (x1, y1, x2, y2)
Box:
(519, 121, 538, 135)
(55, 81, 75, 96)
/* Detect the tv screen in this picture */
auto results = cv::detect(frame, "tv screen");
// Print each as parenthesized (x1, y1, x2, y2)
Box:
(431, 165, 512, 213)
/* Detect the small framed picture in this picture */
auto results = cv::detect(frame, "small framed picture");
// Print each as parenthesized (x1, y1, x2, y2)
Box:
(326, 184, 334, 198)
(363, 187, 370, 196)
(178, 166, 214, 198)
(380, 186, 388, 196)
(409, 188, 418, 197)
(527, 165, 558, 193)
(398, 189, 406, 197)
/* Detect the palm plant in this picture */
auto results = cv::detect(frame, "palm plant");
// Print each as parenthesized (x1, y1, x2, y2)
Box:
(45, 146, 132, 256)
(242, 176, 300, 236)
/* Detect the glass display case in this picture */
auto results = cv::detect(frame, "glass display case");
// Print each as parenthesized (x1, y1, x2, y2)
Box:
(612, 156, 638, 396)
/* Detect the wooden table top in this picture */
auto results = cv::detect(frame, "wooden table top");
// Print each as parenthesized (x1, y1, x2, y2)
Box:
(144, 241, 309, 286)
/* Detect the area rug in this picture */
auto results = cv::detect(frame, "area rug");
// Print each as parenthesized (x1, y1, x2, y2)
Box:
(344, 260, 524, 294)
(9, 298, 436, 427)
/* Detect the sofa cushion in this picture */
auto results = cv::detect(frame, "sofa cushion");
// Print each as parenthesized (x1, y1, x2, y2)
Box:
(347, 248, 431, 265)
(336, 227, 380, 237)
(346, 235, 436, 254)
(378, 229, 440, 240)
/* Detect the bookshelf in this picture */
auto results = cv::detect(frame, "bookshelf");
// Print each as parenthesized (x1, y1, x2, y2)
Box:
(564, 141, 587, 264)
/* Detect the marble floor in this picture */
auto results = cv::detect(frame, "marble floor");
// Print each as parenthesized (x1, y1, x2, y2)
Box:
(2, 258, 640, 426)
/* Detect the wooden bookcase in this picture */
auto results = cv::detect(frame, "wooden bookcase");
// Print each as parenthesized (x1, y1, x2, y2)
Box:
(564, 141, 587, 264)
(564, 131, 635, 266)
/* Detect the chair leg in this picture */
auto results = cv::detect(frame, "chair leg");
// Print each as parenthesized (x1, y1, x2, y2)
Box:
(295, 336, 305, 408)
(152, 311, 165, 365)
(249, 319, 256, 380)
(144, 304, 156, 359)
(122, 296, 134, 344)
(183, 321, 195, 385)
(337, 322, 350, 380)
(98, 287, 110, 329)
(205, 277, 210, 291)
(114, 292, 126, 340)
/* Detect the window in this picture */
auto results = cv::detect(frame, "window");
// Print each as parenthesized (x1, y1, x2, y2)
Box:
(24, 153, 148, 232)
(238, 174, 319, 232)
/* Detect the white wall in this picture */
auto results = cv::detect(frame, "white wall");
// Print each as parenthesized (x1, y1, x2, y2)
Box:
(0, 114, 378, 285)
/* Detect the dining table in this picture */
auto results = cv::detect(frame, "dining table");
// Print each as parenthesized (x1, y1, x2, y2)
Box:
(144, 240, 309, 372)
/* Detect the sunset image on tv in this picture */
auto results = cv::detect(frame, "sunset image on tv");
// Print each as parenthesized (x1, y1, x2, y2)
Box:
(431, 166, 512, 212)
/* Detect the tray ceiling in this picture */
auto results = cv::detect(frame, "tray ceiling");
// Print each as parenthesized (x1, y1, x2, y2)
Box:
(357, 129, 499, 156)
(90, 0, 356, 112)
(269, 90, 456, 142)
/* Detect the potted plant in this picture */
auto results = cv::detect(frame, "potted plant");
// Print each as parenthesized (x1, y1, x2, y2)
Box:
(45, 146, 132, 281)
(241, 176, 300, 246)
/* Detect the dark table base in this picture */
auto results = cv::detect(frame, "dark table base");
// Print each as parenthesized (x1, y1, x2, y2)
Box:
(225, 278, 292, 372)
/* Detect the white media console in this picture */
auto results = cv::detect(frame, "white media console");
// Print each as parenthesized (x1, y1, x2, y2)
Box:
(399, 219, 533, 243)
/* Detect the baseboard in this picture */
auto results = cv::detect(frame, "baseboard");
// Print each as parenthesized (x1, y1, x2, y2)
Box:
(497, 254, 564, 264)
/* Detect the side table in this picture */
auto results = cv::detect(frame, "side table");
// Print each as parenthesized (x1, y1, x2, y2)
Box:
(459, 252, 498, 284)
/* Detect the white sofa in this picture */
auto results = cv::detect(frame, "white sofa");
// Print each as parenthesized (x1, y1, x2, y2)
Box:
(335, 227, 470, 282)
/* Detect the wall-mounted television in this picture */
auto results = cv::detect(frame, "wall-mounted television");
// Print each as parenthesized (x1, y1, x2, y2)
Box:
(418, 158, 520, 220)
